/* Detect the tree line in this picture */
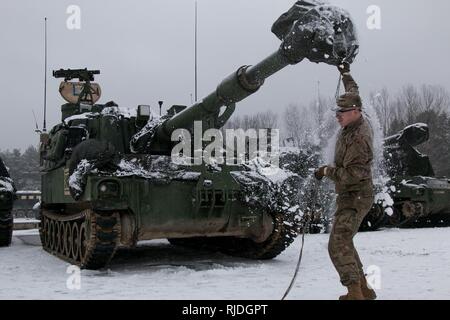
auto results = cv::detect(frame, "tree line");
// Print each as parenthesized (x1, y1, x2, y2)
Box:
(226, 84, 450, 177)
(0, 146, 40, 191)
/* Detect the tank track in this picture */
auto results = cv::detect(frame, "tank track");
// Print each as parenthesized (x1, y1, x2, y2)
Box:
(0, 212, 13, 247)
(359, 204, 387, 232)
(39, 209, 121, 270)
(169, 211, 298, 260)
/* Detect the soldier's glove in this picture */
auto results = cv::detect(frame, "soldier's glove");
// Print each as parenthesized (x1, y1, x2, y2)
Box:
(314, 166, 328, 181)
(338, 62, 350, 74)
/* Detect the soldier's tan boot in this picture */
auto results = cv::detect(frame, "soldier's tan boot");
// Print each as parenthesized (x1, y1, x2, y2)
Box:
(360, 276, 377, 300)
(339, 282, 365, 300)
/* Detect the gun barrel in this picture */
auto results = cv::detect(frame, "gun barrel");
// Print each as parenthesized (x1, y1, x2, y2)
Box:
(385, 124, 429, 147)
(246, 51, 291, 85)
(157, 51, 291, 141)
(53, 68, 100, 81)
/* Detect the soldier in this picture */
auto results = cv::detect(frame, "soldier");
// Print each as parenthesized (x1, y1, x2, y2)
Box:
(315, 63, 377, 300)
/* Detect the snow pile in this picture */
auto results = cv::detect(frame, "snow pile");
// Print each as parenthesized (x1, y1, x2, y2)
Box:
(375, 187, 395, 217)
(64, 106, 137, 126)
(113, 157, 201, 182)
(32, 201, 41, 211)
(101, 106, 136, 119)
(130, 115, 163, 153)
(231, 158, 303, 237)
(405, 123, 428, 131)
(114, 158, 158, 178)
(64, 112, 99, 125)
(242, 157, 293, 184)
(13, 218, 40, 224)
(68, 155, 202, 199)
(207, 159, 223, 172)
(279, 147, 320, 180)
(16, 191, 41, 195)
(69, 160, 97, 199)
(0, 177, 15, 193)
(401, 179, 423, 189)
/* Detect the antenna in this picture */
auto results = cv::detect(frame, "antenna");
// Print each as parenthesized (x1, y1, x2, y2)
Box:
(194, 1, 198, 102)
(32, 110, 41, 134)
(43, 17, 48, 133)
(158, 101, 163, 116)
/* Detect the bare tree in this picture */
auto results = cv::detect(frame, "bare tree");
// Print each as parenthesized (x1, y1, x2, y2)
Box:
(400, 85, 422, 124)
(256, 111, 279, 129)
(420, 84, 449, 114)
(371, 88, 392, 136)
(283, 104, 303, 146)
(225, 111, 279, 131)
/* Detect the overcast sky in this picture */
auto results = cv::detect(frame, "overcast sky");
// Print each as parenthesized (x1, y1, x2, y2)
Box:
(1, 0, 449, 150)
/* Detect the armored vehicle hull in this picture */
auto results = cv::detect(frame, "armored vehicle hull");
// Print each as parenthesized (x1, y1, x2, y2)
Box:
(361, 124, 450, 231)
(40, 156, 299, 268)
(387, 176, 450, 228)
(0, 179, 15, 247)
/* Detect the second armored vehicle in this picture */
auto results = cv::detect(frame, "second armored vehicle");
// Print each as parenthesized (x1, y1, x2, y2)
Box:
(361, 124, 450, 231)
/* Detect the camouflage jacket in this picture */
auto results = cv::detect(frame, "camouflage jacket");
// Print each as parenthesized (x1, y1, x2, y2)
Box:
(326, 116, 374, 196)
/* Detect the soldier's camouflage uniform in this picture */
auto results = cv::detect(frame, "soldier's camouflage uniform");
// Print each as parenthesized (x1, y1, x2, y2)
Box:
(324, 73, 374, 286)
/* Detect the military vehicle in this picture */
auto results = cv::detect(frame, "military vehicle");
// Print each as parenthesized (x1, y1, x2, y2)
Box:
(13, 191, 42, 219)
(360, 123, 450, 231)
(38, 2, 359, 269)
(0, 158, 15, 247)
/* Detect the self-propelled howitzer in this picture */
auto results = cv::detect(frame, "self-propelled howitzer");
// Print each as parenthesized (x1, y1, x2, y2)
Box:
(360, 123, 450, 231)
(39, 2, 359, 269)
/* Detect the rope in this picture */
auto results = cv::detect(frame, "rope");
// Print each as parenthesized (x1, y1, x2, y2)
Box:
(281, 178, 321, 300)
(281, 68, 345, 300)
(335, 74, 342, 100)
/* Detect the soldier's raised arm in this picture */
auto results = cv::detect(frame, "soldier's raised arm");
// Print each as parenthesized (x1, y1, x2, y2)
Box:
(338, 62, 359, 95)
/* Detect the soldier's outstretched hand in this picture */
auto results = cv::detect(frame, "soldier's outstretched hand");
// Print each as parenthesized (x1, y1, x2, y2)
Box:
(338, 61, 350, 74)
(314, 166, 328, 181)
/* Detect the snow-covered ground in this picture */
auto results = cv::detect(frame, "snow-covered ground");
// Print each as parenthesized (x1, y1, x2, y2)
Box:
(13, 218, 40, 224)
(1, 227, 450, 300)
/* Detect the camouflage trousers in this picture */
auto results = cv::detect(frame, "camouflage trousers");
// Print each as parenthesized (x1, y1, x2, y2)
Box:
(328, 193, 374, 286)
